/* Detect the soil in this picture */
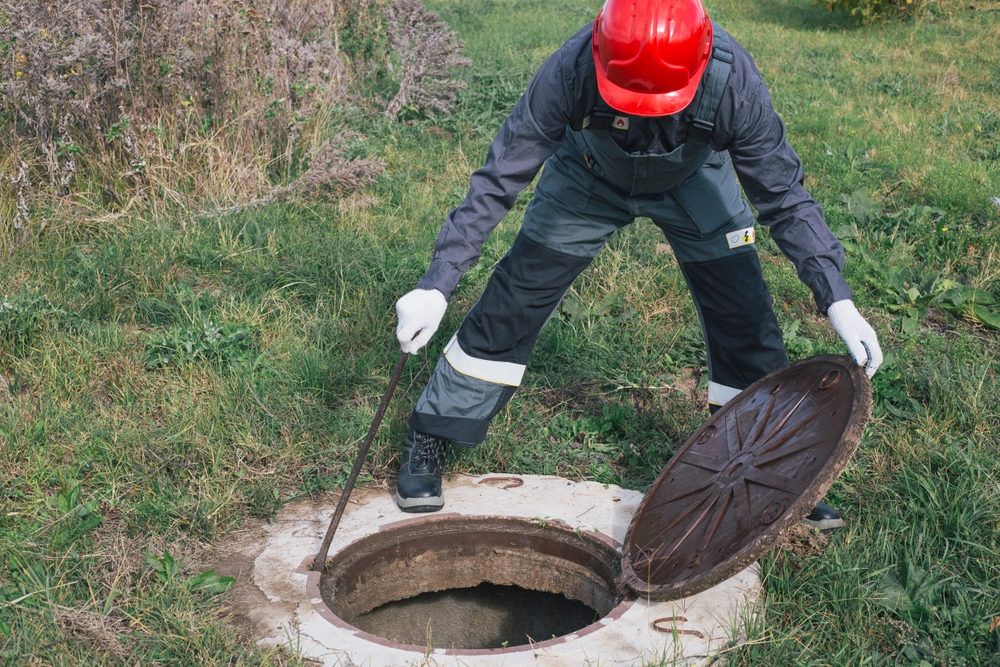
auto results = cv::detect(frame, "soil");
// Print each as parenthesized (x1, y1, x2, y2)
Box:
(201, 517, 275, 636)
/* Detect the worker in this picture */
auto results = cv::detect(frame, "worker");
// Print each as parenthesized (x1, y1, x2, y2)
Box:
(392, 0, 883, 533)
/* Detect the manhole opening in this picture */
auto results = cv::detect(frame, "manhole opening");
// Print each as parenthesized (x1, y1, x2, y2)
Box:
(319, 516, 624, 651)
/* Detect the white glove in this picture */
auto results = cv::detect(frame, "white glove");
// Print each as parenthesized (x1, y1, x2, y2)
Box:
(395, 288, 448, 354)
(827, 300, 883, 378)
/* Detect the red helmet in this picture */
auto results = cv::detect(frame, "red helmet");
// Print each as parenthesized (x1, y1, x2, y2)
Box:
(592, 0, 713, 117)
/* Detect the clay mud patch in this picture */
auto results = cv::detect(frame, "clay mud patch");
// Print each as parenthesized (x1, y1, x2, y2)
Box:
(318, 516, 625, 651)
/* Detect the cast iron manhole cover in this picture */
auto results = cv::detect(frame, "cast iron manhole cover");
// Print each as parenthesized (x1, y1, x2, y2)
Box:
(622, 355, 871, 601)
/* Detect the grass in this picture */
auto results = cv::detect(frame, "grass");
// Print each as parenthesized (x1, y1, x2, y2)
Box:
(1, 0, 1000, 664)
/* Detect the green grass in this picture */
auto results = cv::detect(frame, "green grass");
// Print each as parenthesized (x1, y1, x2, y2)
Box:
(2, 0, 1000, 664)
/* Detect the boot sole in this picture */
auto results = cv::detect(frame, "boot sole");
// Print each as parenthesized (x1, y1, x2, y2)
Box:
(395, 491, 444, 513)
(801, 516, 844, 534)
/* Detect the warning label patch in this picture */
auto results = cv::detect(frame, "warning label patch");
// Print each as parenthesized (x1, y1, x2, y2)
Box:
(727, 227, 756, 249)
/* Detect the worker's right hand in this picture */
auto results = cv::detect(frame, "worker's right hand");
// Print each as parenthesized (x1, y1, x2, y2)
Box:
(395, 288, 448, 354)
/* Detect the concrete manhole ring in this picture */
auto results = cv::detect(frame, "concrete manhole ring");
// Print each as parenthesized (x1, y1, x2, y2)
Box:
(235, 474, 760, 666)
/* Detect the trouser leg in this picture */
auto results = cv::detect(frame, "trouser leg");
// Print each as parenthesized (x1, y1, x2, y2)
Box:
(410, 142, 631, 445)
(643, 152, 788, 410)
(681, 251, 788, 410)
(410, 233, 593, 445)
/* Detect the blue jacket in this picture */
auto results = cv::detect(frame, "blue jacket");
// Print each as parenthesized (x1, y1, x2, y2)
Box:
(417, 24, 851, 314)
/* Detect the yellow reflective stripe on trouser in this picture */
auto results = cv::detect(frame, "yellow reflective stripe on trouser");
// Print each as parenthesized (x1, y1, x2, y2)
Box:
(443, 335, 525, 387)
(707, 381, 743, 406)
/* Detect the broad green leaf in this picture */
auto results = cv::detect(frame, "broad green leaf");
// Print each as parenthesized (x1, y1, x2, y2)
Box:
(937, 285, 996, 308)
(972, 305, 1000, 331)
(186, 568, 236, 594)
(879, 572, 911, 612)
(842, 189, 880, 224)
(835, 224, 859, 240)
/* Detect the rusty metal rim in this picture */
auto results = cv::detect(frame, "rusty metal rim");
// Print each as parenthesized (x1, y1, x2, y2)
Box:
(621, 355, 871, 601)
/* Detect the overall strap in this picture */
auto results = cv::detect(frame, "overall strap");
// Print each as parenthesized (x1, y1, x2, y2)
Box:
(582, 97, 618, 132)
(687, 24, 734, 144)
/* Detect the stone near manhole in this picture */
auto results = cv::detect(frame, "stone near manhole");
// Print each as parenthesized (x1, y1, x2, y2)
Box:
(220, 475, 760, 666)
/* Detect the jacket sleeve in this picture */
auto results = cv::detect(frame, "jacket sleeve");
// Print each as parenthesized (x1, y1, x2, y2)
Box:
(720, 74, 853, 314)
(416, 48, 579, 300)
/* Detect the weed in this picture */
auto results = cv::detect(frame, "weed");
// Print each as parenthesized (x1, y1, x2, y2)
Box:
(780, 319, 815, 360)
(821, 0, 924, 21)
(384, 0, 471, 119)
(0, 0, 389, 237)
(145, 320, 257, 369)
(867, 72, 921, 97)
(0, 294, 45, 357)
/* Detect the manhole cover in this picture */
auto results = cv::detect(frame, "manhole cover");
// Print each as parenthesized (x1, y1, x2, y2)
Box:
(622, 355, 871, 601)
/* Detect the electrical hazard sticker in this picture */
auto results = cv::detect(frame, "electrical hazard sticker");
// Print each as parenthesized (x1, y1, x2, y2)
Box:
(727, 227, 756, 249)
(612, 116, 629, 130)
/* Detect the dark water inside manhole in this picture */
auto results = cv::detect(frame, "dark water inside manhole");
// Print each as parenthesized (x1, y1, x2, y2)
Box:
(351, 582, 600, 649)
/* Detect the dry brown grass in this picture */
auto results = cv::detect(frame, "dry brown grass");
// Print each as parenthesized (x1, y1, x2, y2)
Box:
(0, 0, 396, 243)
(53, 605, 131, 659)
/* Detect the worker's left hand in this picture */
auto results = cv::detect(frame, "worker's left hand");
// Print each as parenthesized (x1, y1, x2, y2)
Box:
(826, 300, 883, 379)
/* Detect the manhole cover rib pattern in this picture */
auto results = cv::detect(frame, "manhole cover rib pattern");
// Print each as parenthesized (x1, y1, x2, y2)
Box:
(623, 355, 871, 601)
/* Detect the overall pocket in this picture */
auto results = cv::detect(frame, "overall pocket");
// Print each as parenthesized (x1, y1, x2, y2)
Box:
(670, 151, 747, 237)
(536, 149, 597, 211)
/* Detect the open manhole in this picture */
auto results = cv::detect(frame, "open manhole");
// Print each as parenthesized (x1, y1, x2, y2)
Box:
(232, 355, 870, 665)
(246, 476, 760, 665)
(318, 516, 624, 651)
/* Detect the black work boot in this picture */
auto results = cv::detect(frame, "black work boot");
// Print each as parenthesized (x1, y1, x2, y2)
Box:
(395, 427, 448, 513)
(802, 501, 844, 534)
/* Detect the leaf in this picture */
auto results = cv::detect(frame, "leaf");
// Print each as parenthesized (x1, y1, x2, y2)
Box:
(834, 224, 859, 240)
(879, 572, 911, 612)
(841, 189, 880, 224)
(937, 285, 996, 308)
(917, 271, 940, 296)
(972, 305, 1000, 330)
(559, 296, 586, 320)
(884, 402, 911, 419)
(144, 551, 165, 574)
(144, 550, 178, 581)
(186, 568, 236, 594)
(594, 294, 616, 317)
(990, 616, 1000, 633)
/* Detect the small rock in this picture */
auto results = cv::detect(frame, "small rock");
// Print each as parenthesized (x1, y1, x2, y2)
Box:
(991, 196, 1000, 212)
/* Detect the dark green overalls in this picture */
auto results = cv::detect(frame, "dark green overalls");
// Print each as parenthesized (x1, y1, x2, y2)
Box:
(410, 28, 788, 446)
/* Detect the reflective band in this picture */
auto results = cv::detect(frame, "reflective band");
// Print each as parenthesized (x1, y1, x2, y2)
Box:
(708, 381, 743, 406)
(443, 335, 526, 387)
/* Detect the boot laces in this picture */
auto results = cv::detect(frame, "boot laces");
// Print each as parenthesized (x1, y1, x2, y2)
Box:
(410, 432, 448, 472)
